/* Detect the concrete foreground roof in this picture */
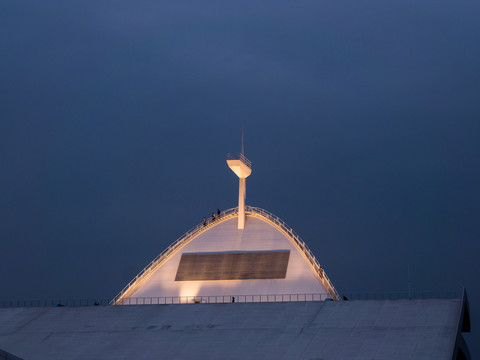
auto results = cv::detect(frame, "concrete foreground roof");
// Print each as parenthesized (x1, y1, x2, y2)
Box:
(0, 297, 470, 360)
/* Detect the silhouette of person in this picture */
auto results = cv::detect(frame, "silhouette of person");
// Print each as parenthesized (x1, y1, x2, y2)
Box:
(203, 217, 207, 226)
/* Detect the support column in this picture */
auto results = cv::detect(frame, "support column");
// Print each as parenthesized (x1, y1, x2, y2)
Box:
(238, 177, 246, 229)
(227, 153, 252, 230)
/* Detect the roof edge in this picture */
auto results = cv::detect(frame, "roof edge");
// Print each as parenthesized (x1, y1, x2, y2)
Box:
(246, 207, 340, 300)
(451, 288, 471, 360)
(111, 208, 239, 304)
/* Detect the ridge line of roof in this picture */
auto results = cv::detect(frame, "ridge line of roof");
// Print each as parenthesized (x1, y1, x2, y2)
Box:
(246, 207, 340, 300)
(111, 208, 239, 304)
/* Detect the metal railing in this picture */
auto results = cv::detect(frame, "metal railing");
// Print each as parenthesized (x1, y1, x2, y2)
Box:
(111, 206, 340, 305)
(121, 293, 330, 305)
(111, 207, 240, 304)
(342, 290, 463, 301)
(227, 152, 252, 168)
(0, 290, 464, 308)
(245, 207, 341, 301)
(0, 294, 328, 308)
(0, 298, 111, 308)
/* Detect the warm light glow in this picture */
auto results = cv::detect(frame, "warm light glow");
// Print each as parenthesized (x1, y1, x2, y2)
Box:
(179, 282, 202, 298)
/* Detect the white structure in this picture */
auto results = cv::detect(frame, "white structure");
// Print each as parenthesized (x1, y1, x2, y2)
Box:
(111, 155, 340, 304)
(227, 152, 252, 229)
(113, 207, 340, 304)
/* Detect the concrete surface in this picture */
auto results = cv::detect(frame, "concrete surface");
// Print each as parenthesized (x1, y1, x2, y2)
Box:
(0, 298, 468, 359)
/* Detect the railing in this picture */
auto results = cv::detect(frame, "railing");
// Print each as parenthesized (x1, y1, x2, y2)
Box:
(245, 206, 341, 301)
(121, 293, 330, 305)
(0, 298, 112, 308)
(227, 152, 252, 168)
(0, 290, 464, 308)
(342, 290, 463, 301)
(111, 207, 241, 304)
(111, 206, 340, 305)
(0, 294, 328, 308)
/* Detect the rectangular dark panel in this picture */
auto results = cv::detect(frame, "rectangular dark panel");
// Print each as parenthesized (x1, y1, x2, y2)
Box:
(175, 251, 290, 281)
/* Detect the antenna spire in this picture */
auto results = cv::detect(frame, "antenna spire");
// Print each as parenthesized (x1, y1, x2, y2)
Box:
(241, 123, 245, 155)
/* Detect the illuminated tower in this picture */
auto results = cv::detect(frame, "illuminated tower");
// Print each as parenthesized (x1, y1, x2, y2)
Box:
(110, 144, 340, 304)
(227, 152, 252, 229)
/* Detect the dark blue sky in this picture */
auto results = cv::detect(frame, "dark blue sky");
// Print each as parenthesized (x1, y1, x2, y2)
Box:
(1, 0, 479, 355)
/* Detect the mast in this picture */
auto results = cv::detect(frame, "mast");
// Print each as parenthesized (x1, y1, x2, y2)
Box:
(227, 130, 252, 229)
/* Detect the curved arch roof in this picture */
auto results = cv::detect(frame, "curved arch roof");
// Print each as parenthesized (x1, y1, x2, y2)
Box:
(113, 207, 339, 304)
